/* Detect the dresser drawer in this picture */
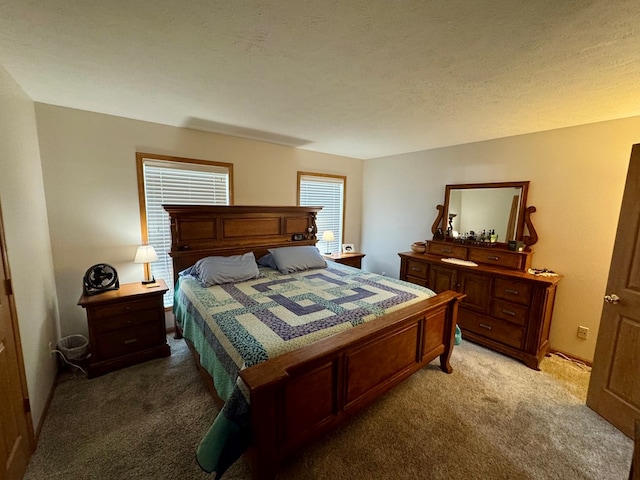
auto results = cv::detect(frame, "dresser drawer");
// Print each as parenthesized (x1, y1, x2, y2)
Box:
(468, 248, 525, 270)
(491, 299, 529, 326)
(493, 278, 533, 305)
(95, 323, 165, 361)
(427, 242, 467, 259)
(458, 309, 524, 349)
(405, 260, 429, 279)
(404, 275, 429, 287)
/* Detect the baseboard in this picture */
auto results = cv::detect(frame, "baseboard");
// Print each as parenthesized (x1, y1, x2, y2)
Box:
(34, 360, 60, 442)
(548, 348, 592, 368)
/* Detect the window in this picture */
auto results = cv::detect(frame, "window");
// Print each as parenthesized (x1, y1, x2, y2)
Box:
(297, 172, 345, 255)
(137, 153, 233, 306)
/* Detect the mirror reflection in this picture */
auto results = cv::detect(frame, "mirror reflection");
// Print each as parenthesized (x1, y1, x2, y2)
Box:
(445, 183, 528, 243)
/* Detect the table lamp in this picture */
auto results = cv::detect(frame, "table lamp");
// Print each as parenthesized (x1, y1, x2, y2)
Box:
(321, 230, 335, 255)
(134, 245, 158, 284)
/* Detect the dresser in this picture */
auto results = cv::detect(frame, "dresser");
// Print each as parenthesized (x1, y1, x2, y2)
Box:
(78, 279, 170, 377)
(399, 241, 560, 369)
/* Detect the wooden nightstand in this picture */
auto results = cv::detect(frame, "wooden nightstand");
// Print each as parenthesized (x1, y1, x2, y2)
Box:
(78, 279, 170, 378)
(323, 252, 366, 269)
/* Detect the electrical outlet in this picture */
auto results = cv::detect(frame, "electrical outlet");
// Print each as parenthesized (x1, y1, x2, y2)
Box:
(381, 272, 386, 276)
(577, 326, 589, 339)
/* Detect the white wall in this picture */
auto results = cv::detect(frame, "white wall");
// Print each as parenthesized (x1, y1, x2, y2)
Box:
(0, 66, 59, 431)
(362, 116, 640, 361)
(34, 104, 363, 337)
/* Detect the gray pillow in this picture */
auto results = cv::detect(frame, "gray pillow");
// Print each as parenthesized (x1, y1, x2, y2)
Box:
(257, 253, 278, 270)
(191, 252, 260, 287)
(268, 246, 327, 274)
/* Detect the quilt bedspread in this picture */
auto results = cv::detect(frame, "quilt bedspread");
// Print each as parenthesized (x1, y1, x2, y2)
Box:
(173, 263, 436, 477)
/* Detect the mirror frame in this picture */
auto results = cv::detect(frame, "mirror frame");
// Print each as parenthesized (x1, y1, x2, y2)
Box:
(431, 181, 538, 247)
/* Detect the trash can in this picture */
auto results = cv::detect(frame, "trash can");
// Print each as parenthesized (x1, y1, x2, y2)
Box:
(57, 334, 89, 362)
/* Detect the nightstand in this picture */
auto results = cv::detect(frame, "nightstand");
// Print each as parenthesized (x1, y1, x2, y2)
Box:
(323, 252, 366, 269)
(78, 279, 170, 378)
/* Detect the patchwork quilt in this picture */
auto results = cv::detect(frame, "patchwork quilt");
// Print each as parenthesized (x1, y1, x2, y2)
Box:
(173, 262, 436, 478)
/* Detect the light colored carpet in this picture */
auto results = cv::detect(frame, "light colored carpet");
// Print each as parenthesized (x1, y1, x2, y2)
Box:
(25, 336, 633, 479)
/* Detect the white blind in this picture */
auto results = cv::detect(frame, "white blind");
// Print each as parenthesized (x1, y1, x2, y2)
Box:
(299, 175, 344, 254)
(143, 159, 230, 306)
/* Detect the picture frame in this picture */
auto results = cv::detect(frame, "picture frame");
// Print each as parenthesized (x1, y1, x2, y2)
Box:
(341, 243, 355, 253)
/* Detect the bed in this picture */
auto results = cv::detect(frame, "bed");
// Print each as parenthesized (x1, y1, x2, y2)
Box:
(165, 205, 464, 480)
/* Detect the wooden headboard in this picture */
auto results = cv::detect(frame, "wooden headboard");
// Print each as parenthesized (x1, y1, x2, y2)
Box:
(163, 205, 321, 279)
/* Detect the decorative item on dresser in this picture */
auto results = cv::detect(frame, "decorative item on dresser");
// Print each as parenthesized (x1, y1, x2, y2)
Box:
(324, 251, 366, 268)
(400, 181, 561, 370)
(78, 279, 170, 378)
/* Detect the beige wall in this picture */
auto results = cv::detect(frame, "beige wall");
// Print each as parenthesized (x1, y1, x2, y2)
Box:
(34, 104, 364, 337)
(362, 116, 640, 361)
(0, 66, 59, 431)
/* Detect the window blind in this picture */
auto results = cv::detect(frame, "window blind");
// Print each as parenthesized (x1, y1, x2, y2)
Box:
(299, 175, 344, 254)
(142, 159, 230, 306)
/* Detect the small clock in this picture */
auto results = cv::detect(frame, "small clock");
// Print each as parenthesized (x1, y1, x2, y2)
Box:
(83, 263, 120, 296)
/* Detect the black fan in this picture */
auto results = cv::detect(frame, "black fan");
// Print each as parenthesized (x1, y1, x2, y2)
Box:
(83, 263, 119, 296)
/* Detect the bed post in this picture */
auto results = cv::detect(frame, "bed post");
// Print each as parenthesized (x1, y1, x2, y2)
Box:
(247, 382, 280, 480)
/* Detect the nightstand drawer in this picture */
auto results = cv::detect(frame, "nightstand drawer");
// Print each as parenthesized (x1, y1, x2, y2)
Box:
(94, 297, 159, 320)
(405, 260, 429, 279)
(458, 309, 524, 349)
(95, 323, 165, 361)
(493, 278, 533, 305)
(92, 309, 160, 334)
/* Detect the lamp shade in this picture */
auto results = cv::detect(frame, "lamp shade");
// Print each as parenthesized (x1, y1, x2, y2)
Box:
(134, 245, 158, 264)
(322, 230, 335, 242)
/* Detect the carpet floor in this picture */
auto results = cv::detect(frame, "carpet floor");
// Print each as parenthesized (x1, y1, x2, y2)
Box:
(25, 335, 633, 479)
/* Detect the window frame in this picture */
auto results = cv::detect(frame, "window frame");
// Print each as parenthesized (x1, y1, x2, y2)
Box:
(136, 152, 234, 304)
(297, 171, 346, 253)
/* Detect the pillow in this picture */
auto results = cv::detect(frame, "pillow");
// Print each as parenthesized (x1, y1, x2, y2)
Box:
(178, 265, 195, 277)
(191, 252, 260, 287)
(268, 246, 327, 274)
(257, 253, 278, 270)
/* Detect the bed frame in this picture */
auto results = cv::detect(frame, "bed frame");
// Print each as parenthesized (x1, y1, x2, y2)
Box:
(164, 205, 464, 480)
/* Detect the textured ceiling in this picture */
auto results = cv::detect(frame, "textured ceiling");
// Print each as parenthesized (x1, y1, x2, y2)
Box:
(1, 1, 639, 159)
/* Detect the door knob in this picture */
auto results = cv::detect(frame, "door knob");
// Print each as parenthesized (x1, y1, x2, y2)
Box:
(604, 293, 620, 304)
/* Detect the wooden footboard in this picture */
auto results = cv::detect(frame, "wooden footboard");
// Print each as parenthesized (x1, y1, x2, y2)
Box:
(240, 290, 462, 480)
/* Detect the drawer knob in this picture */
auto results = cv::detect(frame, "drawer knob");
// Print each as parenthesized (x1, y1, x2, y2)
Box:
(479, 323, 492, 330)
(486, 255, 499, 261)
(502, 309, 516, 316)
(124, 338, 138, 345)
(411, 267, 420, 271)
(504, 289, 519, 295)
(442, 248, 452, 253)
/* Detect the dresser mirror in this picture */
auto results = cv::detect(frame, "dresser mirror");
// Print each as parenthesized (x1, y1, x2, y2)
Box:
(431, 181, 538, 247)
